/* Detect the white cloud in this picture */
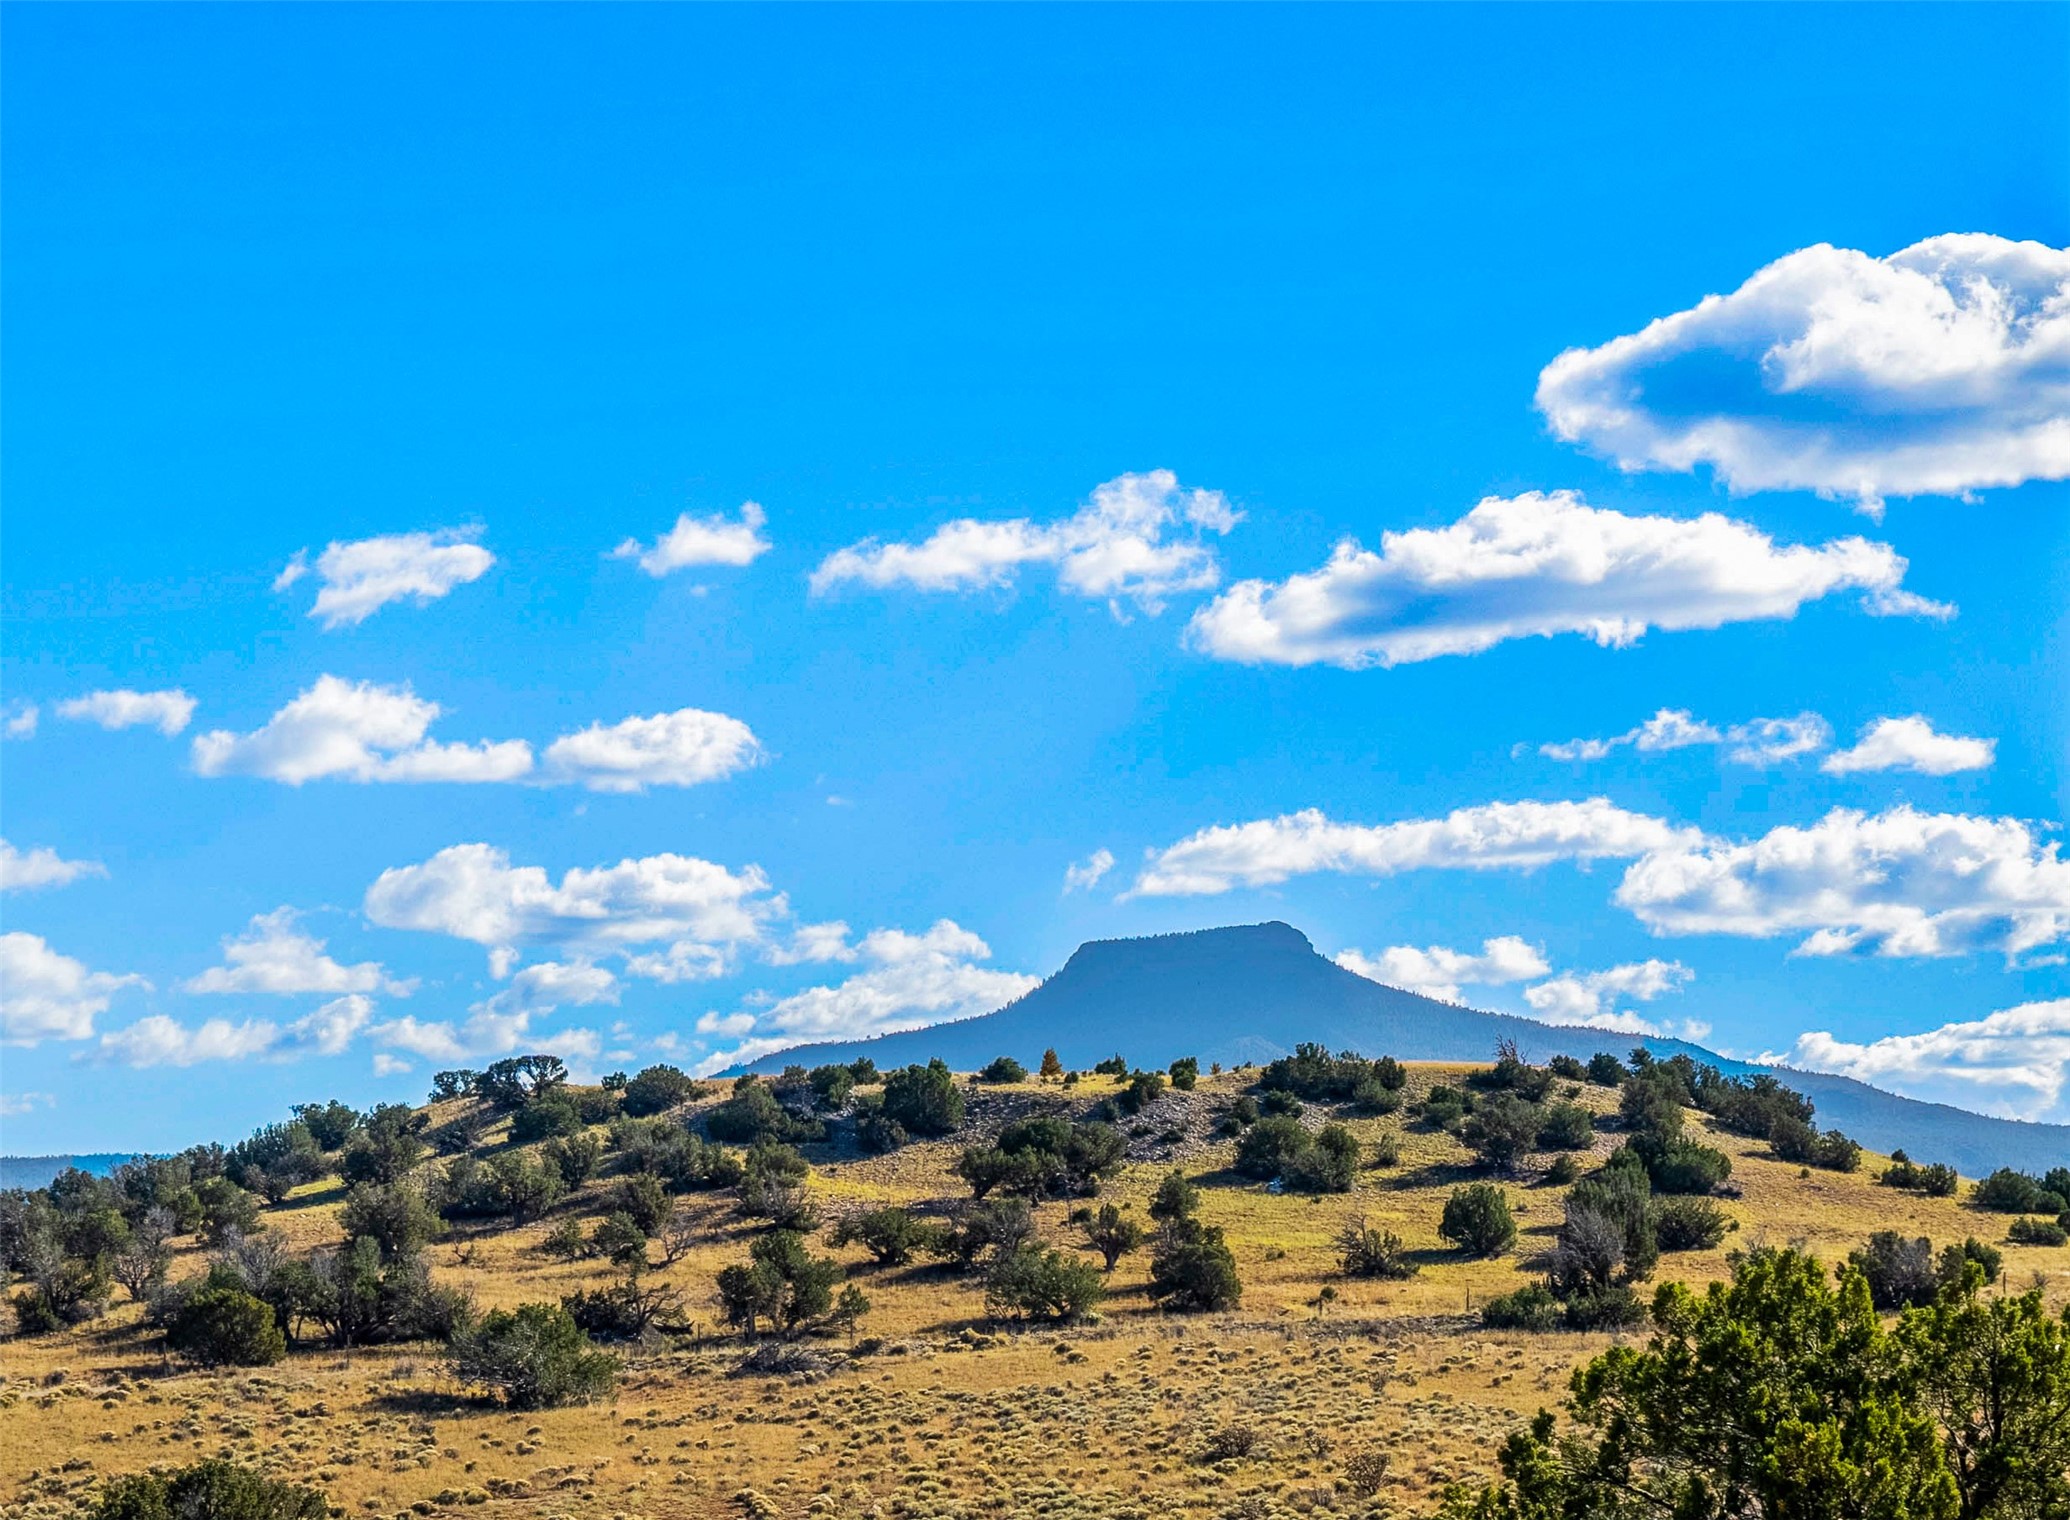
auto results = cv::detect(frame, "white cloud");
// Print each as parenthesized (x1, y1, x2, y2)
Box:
(696, 1011, 757, 1038)
(613, 502, 770, 575)
(1723, 713, 1832, 765)
(0, 1092, 55, 1118)
(762, 921, 857, 967)
(191, 676, 533, 785)
(1186, 490, 1949, 669)
(541, 708, 763, 793)
(372, 1053, 413, 1077)
(1524, 959, 1695, 1031)
(1336, 936, 1549, 1002)
(476, 960, 619, 1017)
(1821, 715, 1995, 776)
(1536, 234, 2070, 512)
(93, 996, 350, 1069)
(183, 908, 412, 997)
(0, 839, 106, 893)
(371, 959, 614, 1069)
(91, 993, 376, 1069)
(1614, 805, 2070, 958)
(292, 528, 495, 628)
(1063, 849, 1115, 894)
(1776, 998, 2070, 1122)
(4, 704, 39, 739)
(364, 843, 785, 971)
(811, 470, 1242, 614)
(692, 919, 1036, 1073)
(55, 688, 197, 736)
(0, 933, 148, 1045)
(1130, 798, 1691, 897)
(1537, 707, 1830, 767)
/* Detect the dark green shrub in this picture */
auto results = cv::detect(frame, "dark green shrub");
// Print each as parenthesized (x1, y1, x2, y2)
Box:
(1586, 1052, 1627, 1086)
(1234, 1116, 1312, 1180)
(880, 1060, 965, 1137)
(510, 1096, 582, 1144)
(1148, 1220, 1242, 1312)
(985, 1245, 1105, 1322)
(1974, 1169, 2070, 1215)
(1080, 1204, 1146, 1270)
(167, 1285, 286, 1367)
(1850, 1231, 1938, 1310)
(1439, 1184, 1517, 1257)
(1561, 1281, 1645, 1330)
(2009, 1216, 2070, 1247)
(1168, 1057, 1200, 1091)
(832, 1207, 948, 1266)
(447, 1302, 618, 1407)
(977, 1056, 1027, 1084)
(715, 1230, 845, 1337)
(1537, 1103, 1595, 1152)
(705, 1081, 823, 1145)
(1480, 1283, 1561, 1331)
(1653, 1195, 1730, 1252)
(541, 1132, 603, 1188)
(620, 1064, 701, 1118)
(91, 1461, 326, 1520)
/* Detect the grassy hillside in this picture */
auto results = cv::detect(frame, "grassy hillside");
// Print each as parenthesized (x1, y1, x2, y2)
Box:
(3, 1055, 2064, 1520)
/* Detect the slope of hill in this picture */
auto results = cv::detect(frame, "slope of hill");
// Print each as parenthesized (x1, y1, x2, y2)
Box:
(738, 921, 2068, 1176)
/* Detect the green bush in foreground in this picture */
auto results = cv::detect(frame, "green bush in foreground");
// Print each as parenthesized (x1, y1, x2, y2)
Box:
(94, 1461, 326, 1520)
(1439, 1184, 1517, 1257)
(446, 1302, 618, 1408)
(166, 1285, 286, 1367)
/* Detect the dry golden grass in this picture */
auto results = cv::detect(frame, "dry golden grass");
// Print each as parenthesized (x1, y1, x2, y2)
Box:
(3, 1064, 2064, 1520)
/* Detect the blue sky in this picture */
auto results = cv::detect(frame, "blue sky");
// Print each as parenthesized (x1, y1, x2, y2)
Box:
(3, 4, 2067, 1153)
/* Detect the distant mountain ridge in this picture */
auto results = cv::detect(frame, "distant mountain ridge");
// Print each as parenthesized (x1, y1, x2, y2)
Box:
(737, 921, 2068, 1176)
(0, 1154, 137, 1191)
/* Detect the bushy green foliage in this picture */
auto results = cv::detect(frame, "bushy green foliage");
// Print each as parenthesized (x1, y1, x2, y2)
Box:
(958, 1116, 1125, 1199)
(92, 1461, 326, 1520)
(619, 1064, 701, 1117)
(716, 1229, 846, 1337)
(833, 1206, 948, 1265)
(167, 1284, 286, 1366)
(879, 1059, 966, 1137)
(1880, 1152, 1961, 1197)
(1439, 1184, 1516, 1257)
(229, 1121, 326, 1204)
(1446, 1248, 2070, 1520)
(338, 1182, 442, 1260)
(1116, 1070, 1167, 1115)
(1460, 1093, 1543, 1171)
(1256, 1042, 1401, 1103)
(1586, 1051, 1628, 1085)
(448, 1302, 618, 1407)
(985, 1245, 1105, 1321)
(1852, 1231, 1939, 1310)
(978, 1055, 1028, 1084)
(1653, 1194, 1729, 1252)
(1080, 1203, 1145, 1270)
(609, 1117, 742, 1190)
(1336, 1219, 1418, 1280)
(705, 1079, 825, 1145)
(475, 1055, 570, 1111)
(1974, 1168, 2070, 1215)
(1536, 1102, 1595, 1151)
(2009, 1216, 2070, 1247)
(1167, 1056, 1200, 1091)
(291, 1100, 362, 1152)
(1480, 1283, 1560, 1331)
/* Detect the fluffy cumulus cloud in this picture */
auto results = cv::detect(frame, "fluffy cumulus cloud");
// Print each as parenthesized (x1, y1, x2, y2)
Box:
(1536, 235, 2070, 511)
(541, 708, 763, 793)
(1063, 849, 1115, 894)
(281, 528, 496, 628)
(192, 676, 532, 785)
(694, 921, 1037, 1073)
(1336, 936, 1549, 1002)
(183, 908, 412, 997)
(95, 994, 374, 1069)
(372, 961, 615, 1066)
(1523, 960, 1696, 1033)
(1776, 998, 2070, 1122)
(365, 843, 786, 976)
(192, 678, 758, 793)
(55, 688, 196, 736)
(1130, 798, 1692, 897)
(4, 704, 38, 739)
(613, 502, 770, 575)
(1, 933, 148, 1045)
(762, 922, 859, 968)
(1615, 805, 2070, 958)
(1723, 714, 1833, 765)
(1821, 715, 1995, 776)
(1186, 491, 1948, 669)
(811, 470, 1242, 614)
(0, 839, 106, 893)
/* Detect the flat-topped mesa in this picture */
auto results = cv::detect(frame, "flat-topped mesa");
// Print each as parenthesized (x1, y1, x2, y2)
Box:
(723, 919, 2070, 1176)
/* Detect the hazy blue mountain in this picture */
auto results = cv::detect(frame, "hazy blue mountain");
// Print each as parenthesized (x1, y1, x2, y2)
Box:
(738, 921, 2068, 1177)
(0, 1153, 137, 1191)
